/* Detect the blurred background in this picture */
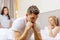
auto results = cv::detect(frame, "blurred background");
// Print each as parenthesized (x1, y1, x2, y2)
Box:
(0, 0, 60, 29)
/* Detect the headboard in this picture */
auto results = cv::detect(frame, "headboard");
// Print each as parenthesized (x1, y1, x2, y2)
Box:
(37, 9, 60, 29)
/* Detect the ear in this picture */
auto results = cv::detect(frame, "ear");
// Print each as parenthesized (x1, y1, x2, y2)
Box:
(37, 15, 38, 18)
(26, 13, 28, 17)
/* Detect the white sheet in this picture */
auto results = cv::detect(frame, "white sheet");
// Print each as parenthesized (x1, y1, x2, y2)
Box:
(41, 29, 60, 40)
(0, 28, 34, 40)
(0, 28, 9, 40)
(0, 28, 60, 40)
(0, 28, 15, 40)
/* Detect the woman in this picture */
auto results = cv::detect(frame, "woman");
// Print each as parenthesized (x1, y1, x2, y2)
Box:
(0, 7, 13, 40)
(0, 7, 12, 28)
(41, 16, 60, 40)
(45, 16, 60, 40)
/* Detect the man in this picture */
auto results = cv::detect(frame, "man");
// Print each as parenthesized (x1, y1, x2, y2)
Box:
(11, 5, 42, 40)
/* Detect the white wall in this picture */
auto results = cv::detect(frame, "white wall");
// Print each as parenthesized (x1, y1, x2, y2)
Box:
(18, 0, 60, 17)
(38, 9, 60, 29)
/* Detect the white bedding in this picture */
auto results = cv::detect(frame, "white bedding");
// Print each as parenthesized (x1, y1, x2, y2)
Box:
(0, 28, 34, 40)
(0, 28, 15, 40)
(0, 28, 60, 40)
(0, 28, 8, 40)
(41, 29, 60, 40)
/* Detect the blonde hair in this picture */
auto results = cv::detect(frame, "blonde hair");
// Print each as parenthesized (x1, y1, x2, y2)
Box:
(49, 16, 59, 26)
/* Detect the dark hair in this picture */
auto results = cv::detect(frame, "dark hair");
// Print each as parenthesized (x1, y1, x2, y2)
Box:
(27, 5, 39, 15)
(56, 19, 59, 26)
(1, 6, 10, 20)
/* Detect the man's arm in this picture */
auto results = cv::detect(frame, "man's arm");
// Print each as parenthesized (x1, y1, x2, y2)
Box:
(14, 22, 33, 40)
(32, 24, 42, 40)
(14, 29, 29, 40)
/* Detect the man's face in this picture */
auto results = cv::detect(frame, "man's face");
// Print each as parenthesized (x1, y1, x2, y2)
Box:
(26, 13, 38, 23)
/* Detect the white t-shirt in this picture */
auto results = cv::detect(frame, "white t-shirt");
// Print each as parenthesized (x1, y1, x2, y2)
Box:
(0, 15, 11, 28)
(11, 17, 40, 40)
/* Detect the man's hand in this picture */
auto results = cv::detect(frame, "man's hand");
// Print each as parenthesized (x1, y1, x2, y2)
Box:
(32, 23, 42, 40)
(25, 21, 33, 31)
(14, 21, 34, 40)
(32, 23, 36, 30)
(18, 21, 34, 40)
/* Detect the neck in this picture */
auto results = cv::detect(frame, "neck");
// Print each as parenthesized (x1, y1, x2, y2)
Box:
(4, 14, 7, 16)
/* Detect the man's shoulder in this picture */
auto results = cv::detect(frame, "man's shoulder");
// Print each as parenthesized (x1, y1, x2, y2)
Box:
(15, 17, 25, 21)
(14, 17, 25, 22)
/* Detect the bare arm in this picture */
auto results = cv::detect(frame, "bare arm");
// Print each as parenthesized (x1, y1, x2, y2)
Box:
(14, 22, 33, 40)
(14, 29, 29, 40)
(49, 27, 60, 37)
(32, 26, 42, 40)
